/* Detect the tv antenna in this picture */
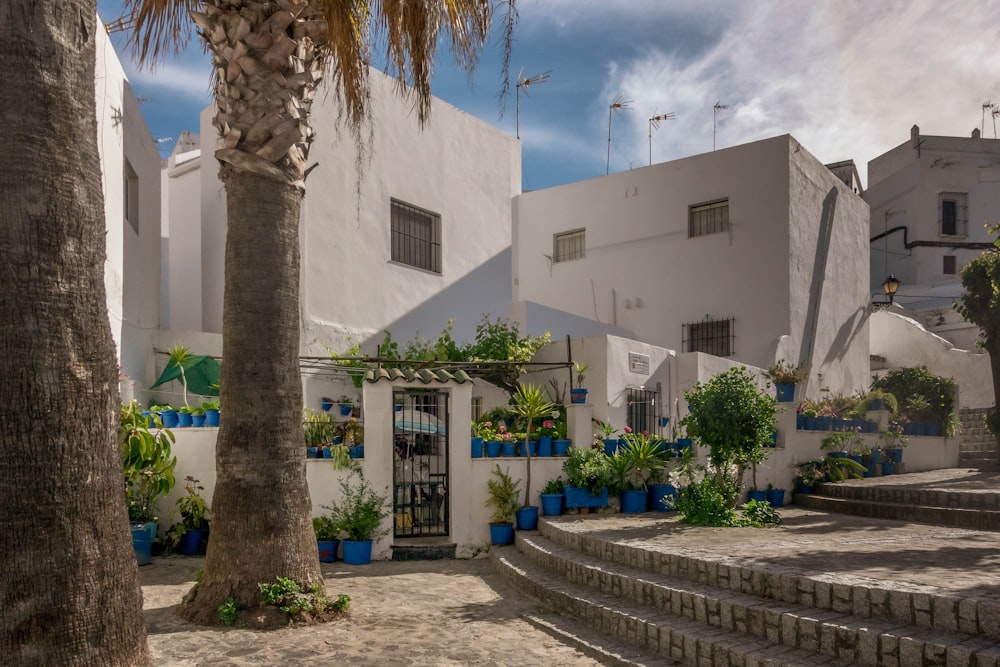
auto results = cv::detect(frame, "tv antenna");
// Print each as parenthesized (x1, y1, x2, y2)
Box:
(607, 95, 633, 174)
(983, 101, 994, 136)
(993, 106, 1000, 139)
(648, 111, 676, 165)
(713, 101, 730, 151)
(515, 69, 551, 139)
(104, 14, 136, 34)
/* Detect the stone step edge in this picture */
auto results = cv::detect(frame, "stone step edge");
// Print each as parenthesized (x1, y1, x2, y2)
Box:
(815, 483, 1000, 511)
(521, 611, 675, 667)
(516, 531, 991, 664)
(491, 547, 859, 667)
(538, 517, 1000, 642)
(798, 494, 1000, 532)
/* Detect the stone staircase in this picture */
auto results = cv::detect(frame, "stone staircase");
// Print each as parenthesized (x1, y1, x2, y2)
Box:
(490, 497, 1000, 666)
(959, 408, 998, 470)
(796, 472, 1000, 531)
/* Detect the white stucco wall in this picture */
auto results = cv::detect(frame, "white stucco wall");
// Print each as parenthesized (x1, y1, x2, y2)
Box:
(514, 135, 870, 398)
(869, 310, 993, 408)
(95, 25, 161, 396)
(162, 147, 203, 332)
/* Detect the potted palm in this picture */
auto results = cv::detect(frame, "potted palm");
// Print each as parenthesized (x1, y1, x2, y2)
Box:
(509, 383, 554, 531)
(484, 465, 520, 545)
(610, 429, 669, 513)
(325, 468, 390, 565)
(569, 362, 589, 404)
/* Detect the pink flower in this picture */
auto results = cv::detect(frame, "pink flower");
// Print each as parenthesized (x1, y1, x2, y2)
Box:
(498, 424, 506, 433)
(543, 420, 555, 429)
(484, 421, 492, 427)
(624, 426, 633, 434)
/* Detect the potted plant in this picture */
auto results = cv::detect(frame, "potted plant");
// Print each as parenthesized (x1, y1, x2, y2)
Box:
(510, 383, 555, 531)
(337, 394, 354, 417)
(791, 459, 825, 493)
(121, 401, 177, 564)
(177, 404, 195, 428)
(484, 465, 520, 545)
(552, 417, 571, 456)
(341, 417, 365, 459)
(539, 477, 565, 516)
(313, 515, 340, 563)
(149, 403, 178, 429)
(471, 419, 497, 459)
(164, 476, 210, 555)
(594, 419, 620, 456)
(535, 415, 560, 457)
(201, 399, 220, 427)
(569, 361, 589, 404)
(325, 468, 390, 565)
(763, 360, 808, 402)
(189, 405, 207, 427)
(304, 407, 335, 458)
(879, 421, 908, 472)
(561, 446, 609, 510)
(609, 429, 669, 514)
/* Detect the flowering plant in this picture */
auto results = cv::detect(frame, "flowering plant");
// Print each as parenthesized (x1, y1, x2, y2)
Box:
(496, 423, 513, 441)
(593, 419, 619, 441)
(472, 420, 497, 440)
(537, 419, 560, 438)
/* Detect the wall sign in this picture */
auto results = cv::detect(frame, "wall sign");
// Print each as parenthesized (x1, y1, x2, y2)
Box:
(628, 352, 650, 375)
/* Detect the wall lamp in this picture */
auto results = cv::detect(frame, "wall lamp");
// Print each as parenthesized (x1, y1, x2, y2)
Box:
(873, 274, 900, 310)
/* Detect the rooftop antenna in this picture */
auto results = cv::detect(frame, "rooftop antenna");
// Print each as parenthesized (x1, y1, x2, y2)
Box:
(993, 106, 999, 139)
(713, 101, 729, 151)
(607, 95, 633, 174)
(105, 14, 136, 34)
(515, 69, 551, 139)
(648, 111, 676, 165)
(983, 101, 994, 135)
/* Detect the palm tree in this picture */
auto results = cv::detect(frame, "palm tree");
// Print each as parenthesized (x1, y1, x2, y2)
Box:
(510, 383, 555, 509)
(0, 2, 150, 663)
(122, 0, 517, 623)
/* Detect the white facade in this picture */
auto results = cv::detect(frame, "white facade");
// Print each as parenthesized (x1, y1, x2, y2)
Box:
(190, 69, 521, 356)
(95, 24, 162, 397)
(513, 135, 872, 397)
(160, 131, 203, 332)
(866, 125, 1000, 311)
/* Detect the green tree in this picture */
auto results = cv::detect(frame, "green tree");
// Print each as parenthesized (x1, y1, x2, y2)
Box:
(509, 383, 554, 507)
(681, 367, 777, 508)
(124, 0, 517, 623)
(0, 1, 150, 663)
(465, 315, 551, 395)
(957, 233, 1000, 455)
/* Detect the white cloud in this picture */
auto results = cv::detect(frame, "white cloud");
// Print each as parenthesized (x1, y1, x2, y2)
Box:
(125, 60, 213, 103)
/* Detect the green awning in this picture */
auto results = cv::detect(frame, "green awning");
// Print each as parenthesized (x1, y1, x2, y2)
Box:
(151, 355, 221, 397)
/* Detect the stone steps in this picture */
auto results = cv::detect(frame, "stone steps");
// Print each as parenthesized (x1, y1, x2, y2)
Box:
(491, 517, 1000, 666)
(798, 477, 1000, 530)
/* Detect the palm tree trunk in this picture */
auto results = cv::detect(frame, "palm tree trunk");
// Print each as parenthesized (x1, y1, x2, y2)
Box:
(179, 166, 320, 622)
(0, 1, 149, 663)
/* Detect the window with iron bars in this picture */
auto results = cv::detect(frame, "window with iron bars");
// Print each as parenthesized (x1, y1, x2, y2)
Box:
(553, 228, 585, 263)
(682, 317, 734, 357)
(689, 199, 729, 238)
(626, 386, 662, 437)
(939, 192, 967, 237)
(391, 199, 441, 273)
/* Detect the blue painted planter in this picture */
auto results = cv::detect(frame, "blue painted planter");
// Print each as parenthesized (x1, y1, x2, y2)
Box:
(342, 539, 373, 565)
(886, 448, 903, 463)
(570, 388, 588, 404)
(564, 486, 608, 509)
(485, 440, 501, 457)
(796, 481, 814, 494)
(603, 438, 619, 456)
(131, 525, 152, 566)
(766, 488, 785, 508)
(540, 493, 563, 516)
(747, 490, 767, 504)
(553, 439, 571, 456)
(306, 447, 320, 458)
(177, 412, 193, 427)
(881, 461, 896, 476)
(339, 403, 353, 416)
(648, 483, 676, 511)
(317, 539, 339, 563)
(775, 383, 795, 402)
(204, 409, 220, 427)
(489, 523, 514, 545)
(178, 528, 207, 555)
(159, 410, 178, 428)
(191, 414, 206, 427)
(537, 436, 553, 457)
(471, 437, 484, 459)
(620, 489, 648, 514)
(516, 506, 539, 530)
(501, 441, 517, 457)
(348, 445, 365, 459)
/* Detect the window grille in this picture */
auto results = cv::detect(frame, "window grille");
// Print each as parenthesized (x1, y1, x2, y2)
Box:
(391, 199, 441, 273)
(682, 317, 734, 357)
(689, 199, 729, 238)
(553, 229, 585, 263)
(626, 386, 662, 437)
(939, 193, 967, 236)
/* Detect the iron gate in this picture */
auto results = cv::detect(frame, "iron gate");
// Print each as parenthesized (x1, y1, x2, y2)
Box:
(393, 389, 449, 537)
(626, 385, 662, 437)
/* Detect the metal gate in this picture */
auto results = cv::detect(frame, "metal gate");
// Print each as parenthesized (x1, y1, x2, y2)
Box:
(393, 389, 449, 537)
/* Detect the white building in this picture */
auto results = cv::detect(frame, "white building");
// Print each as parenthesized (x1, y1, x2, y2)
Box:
(513, 134, 872, 398)
(95, 23, 162, 400)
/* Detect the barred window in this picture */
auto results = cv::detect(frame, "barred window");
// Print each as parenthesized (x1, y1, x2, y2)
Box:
(939, 192, 967, 237)
(472, 397, 483, 421)
(391, 199, 441, 273)
(683, 317, 734, 357)
(553, 229, 585, 263)
(689, 199, 729, 238)
(943, 255, 957, 275)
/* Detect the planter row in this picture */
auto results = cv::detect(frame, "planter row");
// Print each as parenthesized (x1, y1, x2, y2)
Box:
(472, 437, 572, 458)
(601, 438, 694, 457)
(306, 445, 364, 459)
(145, 409, 220, 428)
(796, 415, 877, 432)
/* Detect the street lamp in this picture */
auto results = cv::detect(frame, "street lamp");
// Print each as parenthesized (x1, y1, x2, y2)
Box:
(873, 275, 900, 310)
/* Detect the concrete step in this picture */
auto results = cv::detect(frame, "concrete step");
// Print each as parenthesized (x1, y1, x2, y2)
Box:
(492, 544, 860, 667)
(508, 531, 1000, 666)
(537, 514, 1000, 646)
(812, 479, 1000, 513)
(522, 610, 678, 667)
(796, 493, 1000, 531)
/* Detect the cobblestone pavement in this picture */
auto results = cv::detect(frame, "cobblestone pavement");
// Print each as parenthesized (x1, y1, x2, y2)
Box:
(140, 557, 605, 666)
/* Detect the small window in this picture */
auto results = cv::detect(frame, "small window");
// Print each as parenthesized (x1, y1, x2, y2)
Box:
(471, 397, 483, 421)
(689, 199, 729, 238)
(943, 255, 957, 275)
(391, 199, 441, 273)
(939, 192, 967, 236)
(682, 317, 734, 356)
(553, 229, 585, 263)
(124, 158, 139, 235)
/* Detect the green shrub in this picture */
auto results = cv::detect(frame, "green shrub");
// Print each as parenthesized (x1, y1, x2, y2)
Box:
(871, 367, 956, 428)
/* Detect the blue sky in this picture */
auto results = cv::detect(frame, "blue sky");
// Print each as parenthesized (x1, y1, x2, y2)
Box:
(98, 0, 1000, 191)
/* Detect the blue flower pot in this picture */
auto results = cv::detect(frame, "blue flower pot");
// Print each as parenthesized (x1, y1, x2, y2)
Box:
(191, 414, 206, 427)
(339, 403, 353, 416)
(881, 461, 895, 476)
(620, 489, 648, 514)
(887, 447, 903, 463)
(471, 437, 484, 459)
(349, 445, 365, 459)
(648, 483, 676, 511)
(540, 493, 563, 516)
(342, 539, 373, 565)
(177, 412, 193, 427)
(159, 410, 178, 428)
(516, 506, 539, 530)
(537, 436, 552, 457)
(204, 409, 220, 427)
(317, 539, 339, 563)
(747, 490, 767, 504)
(131, 525, 152, 566)
(178, 528, 207, 555)
(553, 439, 571, 456)
(603, 438, 619, 456)
(564, 486, 608, 509)
(766, 488, 785, 508)
(501, 441, 517, 457)
(489, 523, 514, 545)
(486, 440, 501, 457)
(775, 383, 795, 402)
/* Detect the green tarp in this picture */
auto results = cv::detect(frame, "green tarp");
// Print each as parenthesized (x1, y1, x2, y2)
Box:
(150, 355, 221, 397)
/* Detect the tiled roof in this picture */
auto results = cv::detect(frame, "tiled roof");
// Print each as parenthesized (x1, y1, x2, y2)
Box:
(363, 367, 473, 384)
